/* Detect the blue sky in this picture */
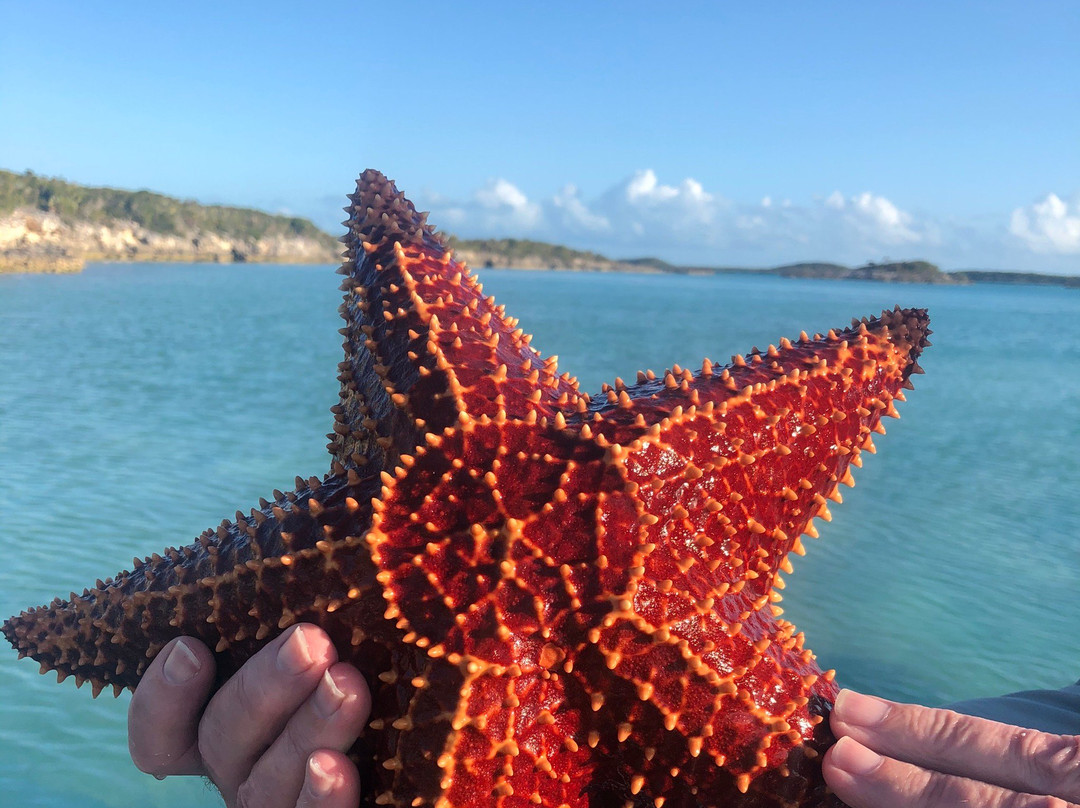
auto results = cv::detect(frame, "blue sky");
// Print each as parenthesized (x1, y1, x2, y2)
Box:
(1, 0, 1077, 271)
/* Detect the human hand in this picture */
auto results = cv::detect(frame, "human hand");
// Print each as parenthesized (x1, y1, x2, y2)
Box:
(823, 688, 1080, 807)
(128, 624, 372, 807)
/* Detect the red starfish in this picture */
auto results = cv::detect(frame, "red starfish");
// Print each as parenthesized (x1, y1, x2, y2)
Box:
(4, 170, 929, 808)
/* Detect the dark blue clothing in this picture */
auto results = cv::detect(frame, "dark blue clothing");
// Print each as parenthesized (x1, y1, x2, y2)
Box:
(949, 681, 1080, 735)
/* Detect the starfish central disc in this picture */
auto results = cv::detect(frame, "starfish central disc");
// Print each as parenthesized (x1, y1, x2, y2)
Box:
(4, 170, 931, 808)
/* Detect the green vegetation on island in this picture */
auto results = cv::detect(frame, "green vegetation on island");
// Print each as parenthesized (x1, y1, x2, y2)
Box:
(447, 236, 612, 270)
(771, 260, 961, 284)
(951, 270, 1080, 288)
(0, 170, 332, 243)
(0, 169, 340, 272)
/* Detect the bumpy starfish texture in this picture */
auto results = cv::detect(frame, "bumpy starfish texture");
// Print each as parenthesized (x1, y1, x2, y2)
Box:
(4, 170, 930, 808)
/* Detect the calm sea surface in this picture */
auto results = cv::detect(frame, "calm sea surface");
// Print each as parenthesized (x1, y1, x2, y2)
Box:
(2, 263, 1079, 806)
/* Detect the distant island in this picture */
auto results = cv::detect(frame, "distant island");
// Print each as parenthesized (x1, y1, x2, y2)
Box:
(450, 239, 1080, 288)
(0, 169, 339, 272)
(2, 169, 1077, 289)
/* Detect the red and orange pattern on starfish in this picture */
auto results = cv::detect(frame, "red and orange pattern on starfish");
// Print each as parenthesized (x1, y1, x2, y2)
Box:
(4, 171, 930, 808)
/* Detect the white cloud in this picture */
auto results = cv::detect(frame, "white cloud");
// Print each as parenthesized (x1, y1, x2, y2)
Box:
(416, 179, 542, 234)
(625, 169, 679, 204)
(734, 213, 767, 235)
(825, 190, 846, 210)
(1010, 193, 1080, 254)
(409, 170, 1079, 271)
(814, 191, 919, 244)
(681, 178, 713, 206)
(550, 184, 610, 233)
(600, 171, 724, 240)
(476, 178, 527, 210)
(472, 178, 542, 230)
(848, 192, 921, 244)
(615, 170, 716, 215)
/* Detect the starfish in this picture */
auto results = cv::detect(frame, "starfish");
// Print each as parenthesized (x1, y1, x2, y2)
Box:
(4, 170, 930, 808)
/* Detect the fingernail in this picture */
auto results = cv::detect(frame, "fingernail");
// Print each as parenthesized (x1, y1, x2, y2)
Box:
(831, 736, 883, 776)
(314, 669, 346, 719)
(163, 638, 201, 685)
(277, 626, 315, 675)
(835, 689, 891, 727)
(306, 755, 336, 798)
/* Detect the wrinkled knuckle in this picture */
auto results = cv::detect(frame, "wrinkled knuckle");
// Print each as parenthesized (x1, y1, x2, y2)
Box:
(1027, 734, 1080, 797)
(890, 701, 948, 743)
(916, 769, 962, 807)
(922, 707, 969, 748)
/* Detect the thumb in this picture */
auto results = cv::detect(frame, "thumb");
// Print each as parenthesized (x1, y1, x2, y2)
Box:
(128, 636, 216, 777)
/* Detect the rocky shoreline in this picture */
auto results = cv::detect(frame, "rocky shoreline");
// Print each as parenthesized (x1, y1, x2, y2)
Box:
(0, 209, 340, 273)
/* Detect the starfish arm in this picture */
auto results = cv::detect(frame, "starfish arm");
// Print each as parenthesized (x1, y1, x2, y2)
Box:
(550, 308, 929, 798)
(572, 630, 841, 808)
(407, 666, 595, 808)
(587, 307, 930, 594)
(331, 171, 583, 471)
(2, 470, 384, 696)
(576, 602, 839, 799)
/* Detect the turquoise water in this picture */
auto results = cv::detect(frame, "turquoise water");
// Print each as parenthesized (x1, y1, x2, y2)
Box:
(2, 262, 1079, 806)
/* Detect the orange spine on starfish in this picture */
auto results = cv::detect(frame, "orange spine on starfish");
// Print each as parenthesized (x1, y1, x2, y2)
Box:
(4, 170, 930, 808)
